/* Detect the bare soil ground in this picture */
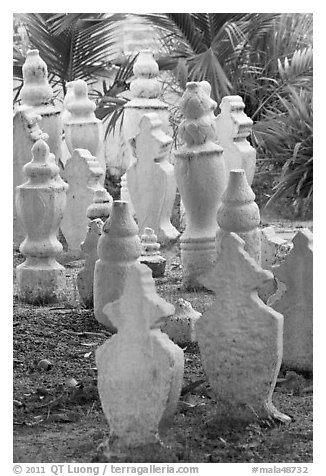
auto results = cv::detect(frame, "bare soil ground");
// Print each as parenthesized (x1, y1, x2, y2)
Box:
(13, 223, 313, 463)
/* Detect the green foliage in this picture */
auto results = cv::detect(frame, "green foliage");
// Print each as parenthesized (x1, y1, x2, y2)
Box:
(13, 13, 126, 95)
(253, 87, 313, 213)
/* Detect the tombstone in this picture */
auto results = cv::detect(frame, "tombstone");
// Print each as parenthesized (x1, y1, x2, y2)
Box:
(138, 227, 166, 278)
(86, 189, 113, 223)
(77, 219, 103, 309)
(94, 201, 142, 331)
(61, 81, 76, 127)
(64, 79, 106, 183)
(15, 139, 68, 304)
(127, 113, 179, 244)
(215, 95, 256, 185)
(96, 264, 184, 448)
(197, 233, 290, 422)
(160, 298, 201, 345)
(258, 226, 292, 303)
(61, 80, 76, 168)
(270, 229, 313, 372)
(61, 149, 105, 254)
(121, 49, 170, 211)
(13, 49, 62, 246)
(217, 169, 261, 264)
(174, 81, 227, 289)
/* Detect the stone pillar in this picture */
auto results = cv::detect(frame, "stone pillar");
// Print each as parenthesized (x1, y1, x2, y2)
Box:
(270, 229, 313, 373)
(127, 113, 179, 244)
(197, 232, 290, 422)
(77, 219, 103, 309)
(121, 49, 170, 211)
(64, 79, 106, 183)
(215, 95, 256, 185)
(139, 227, 166, 278)
(15, 139, 68, 304)
(61, 149, 105, 254)
(13, 49, 62, 246)
(217, 169, 261, 264)
(96, 263, 184, 449)
(94, 201, 142, 332)
(174, 82, 227, 289)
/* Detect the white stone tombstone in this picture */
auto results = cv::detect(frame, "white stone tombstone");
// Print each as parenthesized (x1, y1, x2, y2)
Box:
(217, 169, 261, 264)
(174, 81, 227, 289)
(61, 81, 76, 127)
(258, 226, 292, 303)
(86, 189, 113, 223)
(61, 81, 76, 168)
(127, 113, 179, 244)
(61, 149, 105, 254)
(160, 298, 201, 345)
(77, 219, 103, 309)
(64, 79, 106, 183)
(121, 49, 170, 211)
(13, 49, 62, 246)
(15, 139, 68, 304)
(197, 233, 290, 422)
(138, 227, 166, 278)
(94, 200, 142, 331)
(270, 229, 313, 372)
(215, 95, 256, 185)
(96, 263, 184, 448)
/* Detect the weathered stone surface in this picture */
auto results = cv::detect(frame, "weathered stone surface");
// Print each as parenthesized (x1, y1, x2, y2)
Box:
(94, 201, 142, 331)
(121, 50, 170, 212)
(160, 298, 201, 345)
(61, 149, 105, 254)
(87, 189, 113, 223)
(14, 50, 62, 246)
(215, 95, 256, 185)
(77, 219, 103, 308)
(96, 264, 184, 447)
(217, 169, 261, 264)
(259, 226, 292, 303)
(127, 113, 179, 244)
(15, 139, 68, 304)
(64, 79, 106, 182)
(270, 229, 313, 372)
(197, 232, 290, 422)
(138, 228, 166, 278)
(174, 81, 227, 289)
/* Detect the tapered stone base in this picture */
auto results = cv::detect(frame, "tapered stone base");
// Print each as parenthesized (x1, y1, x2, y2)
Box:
(181, 236, 216, 290)
(16, 259, 66, 305)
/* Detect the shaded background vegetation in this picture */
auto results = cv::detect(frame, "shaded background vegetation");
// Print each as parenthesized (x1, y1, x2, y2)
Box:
(13, 12, 313, 217)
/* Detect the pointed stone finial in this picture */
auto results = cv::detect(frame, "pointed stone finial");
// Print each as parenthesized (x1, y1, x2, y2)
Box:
(94, 200, 142, 331)
(96, 263, 184, 448)
(61, 149, 105, 253)
(20, 49, 53, 107)
(197, 232, 290, 422)
(174, 81, 227, 289)
(15, 139, 68, 304)
(127, 112, 179, 244)
(68, 79, 96, 120)
(130, 50, 160, 99)
(139, 227, 166, 277)
(77, 218, 103, 308)
(160, 298, 201, 345)
(86, 189, 113, 223)
(270, 229, 313, 372)
(217, 169, 261, 264)
(215, 95, 256, 185)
